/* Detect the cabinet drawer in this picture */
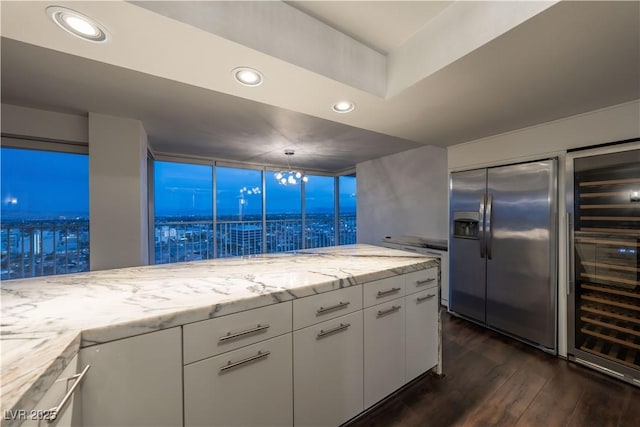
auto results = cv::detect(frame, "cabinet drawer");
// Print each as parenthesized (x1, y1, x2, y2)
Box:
(404, 268, 438, 295)
(183, 302, 292, 364)
(184, 333, 293, 427)
(363, 276, 404, 307)
(293, 285, 362, 330)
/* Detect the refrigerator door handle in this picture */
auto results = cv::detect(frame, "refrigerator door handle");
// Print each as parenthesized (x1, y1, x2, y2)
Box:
(566, 212, 574, 296)
(486, 194, 494, 260)
(479, 195, 486, 258)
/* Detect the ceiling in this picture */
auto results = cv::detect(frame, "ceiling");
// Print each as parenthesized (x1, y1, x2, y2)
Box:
(1, 1, 639, 172)
(285, 1, 453, 54)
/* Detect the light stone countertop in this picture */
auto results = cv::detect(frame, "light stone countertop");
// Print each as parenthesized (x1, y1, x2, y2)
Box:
(0, 244, 438, 423)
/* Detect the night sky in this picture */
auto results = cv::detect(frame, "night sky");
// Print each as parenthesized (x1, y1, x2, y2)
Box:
(1, 149, 356, 219)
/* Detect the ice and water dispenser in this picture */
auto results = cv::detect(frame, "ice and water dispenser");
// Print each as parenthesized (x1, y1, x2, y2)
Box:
(453, 212, 480, 239)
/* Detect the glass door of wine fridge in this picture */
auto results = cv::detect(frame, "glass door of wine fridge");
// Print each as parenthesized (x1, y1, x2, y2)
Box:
(567, 140, 640, 385)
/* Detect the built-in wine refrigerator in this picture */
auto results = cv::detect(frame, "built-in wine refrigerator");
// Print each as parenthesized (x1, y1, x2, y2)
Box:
(567, 139, 640, 386)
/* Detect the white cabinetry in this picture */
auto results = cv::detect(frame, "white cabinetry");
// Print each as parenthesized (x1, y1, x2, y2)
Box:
(184, 333, 293, 427)
(183, 301, 293, 427)
(79, 327, 182, 427)
(362, 276, 406, 408)
(21, 355, 82, 427)
(293, 311, 363, 427)
(404, 268, 441, 380)
(68, 269, 438, 427)
(405, 288, 439, 381)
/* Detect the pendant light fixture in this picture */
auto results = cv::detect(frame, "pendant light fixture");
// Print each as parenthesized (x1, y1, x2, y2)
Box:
(274, 150, 309, 186)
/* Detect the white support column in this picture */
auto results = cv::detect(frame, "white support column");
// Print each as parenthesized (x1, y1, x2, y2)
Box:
(89, 113, 149, 270)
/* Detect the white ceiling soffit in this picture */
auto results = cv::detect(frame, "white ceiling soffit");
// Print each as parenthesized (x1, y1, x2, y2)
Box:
(131, 1, 555, 98)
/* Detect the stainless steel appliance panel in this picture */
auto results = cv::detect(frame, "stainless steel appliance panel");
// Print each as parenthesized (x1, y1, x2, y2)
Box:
(449, 168, 487, 323)
(485, 160, 557, 349)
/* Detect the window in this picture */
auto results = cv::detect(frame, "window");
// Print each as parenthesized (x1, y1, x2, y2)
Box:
(152, 160, 357, 265)
(154, 161, 213, 264)
(266, 171, 302, 252)
(304, 175, 335, 248)
(339, 175, 357, 244)
(216, 166, 263, 257)
(1, 146, 89, 279)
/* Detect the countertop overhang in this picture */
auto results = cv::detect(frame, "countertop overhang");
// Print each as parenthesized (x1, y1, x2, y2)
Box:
(0, 244, 438, 420)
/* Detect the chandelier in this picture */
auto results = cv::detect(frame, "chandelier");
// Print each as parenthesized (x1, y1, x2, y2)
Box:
(275, 150, 309, 186)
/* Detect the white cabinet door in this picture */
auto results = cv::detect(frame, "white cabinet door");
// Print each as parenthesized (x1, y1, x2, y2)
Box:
(21, 355, 81, 427)
(405, 288, 439, 382)
(80, 327, 182, 427)
(363, 299, 405, 409)
(184, 333, 293, 427)
(293, 311, 363, 427)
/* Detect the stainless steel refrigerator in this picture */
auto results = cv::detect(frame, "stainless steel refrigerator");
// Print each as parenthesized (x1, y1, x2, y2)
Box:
(449, 159, 557, 352)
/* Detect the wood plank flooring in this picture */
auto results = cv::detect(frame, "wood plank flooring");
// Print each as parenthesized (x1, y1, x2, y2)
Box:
(346, 312, 640, 427)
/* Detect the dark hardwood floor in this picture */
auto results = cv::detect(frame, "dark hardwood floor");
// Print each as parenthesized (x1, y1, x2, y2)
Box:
(346, 312, 640, 427)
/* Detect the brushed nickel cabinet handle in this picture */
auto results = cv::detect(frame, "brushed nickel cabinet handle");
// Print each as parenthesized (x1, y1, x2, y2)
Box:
(317, 323, 351, 339)
(46, 364, 90, 423)
(317, 301, 350, 315)
(415, 278, 435, 286)
(377, 305, 401, 317)
(417, 294, 436, 303)
(219, 324, 270, 342)
(376, 287, 401, 298)
(220, 351, 270, 373)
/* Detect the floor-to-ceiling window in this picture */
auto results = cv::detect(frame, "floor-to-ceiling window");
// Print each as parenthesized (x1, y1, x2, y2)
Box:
(304, 174, 335, 248)
(152, 159, 356, 264)
(266, 171, 302, 252)
(154, 161, 213, 264)
(1, 144, 89, 279)
(216, 166, 263, 257)
(339, 174, 357, 244)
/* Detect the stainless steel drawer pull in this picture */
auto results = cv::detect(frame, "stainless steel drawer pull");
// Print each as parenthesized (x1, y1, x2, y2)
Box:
(376, 287, 401, 298)
(47, 364, 90, 423)
(415, 278, 436, 286)
(317, 323, 351, 339)
(219, 324, 270, 342)
(417, 294, 436, 303)
(220, 350, 271, 373)
(317, 301, 350, 315)
(377, 305, 401, 317)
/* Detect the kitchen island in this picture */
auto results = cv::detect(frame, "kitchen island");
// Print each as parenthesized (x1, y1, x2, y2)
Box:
(1, 244, 440, 426)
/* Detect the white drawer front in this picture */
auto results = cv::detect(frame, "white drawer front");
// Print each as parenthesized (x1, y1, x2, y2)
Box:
(293, 285, 362, 330)
(183, 302, 292, 364)
(363, 276, 404, 308)
(184, 334, 293, 427)
(404, 267, 438, 295)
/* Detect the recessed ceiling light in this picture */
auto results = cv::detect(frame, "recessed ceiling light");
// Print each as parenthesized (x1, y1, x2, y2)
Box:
(332, 101, 355, 113)
(232, 67, 263, 87)
(47, 6, 109, 43)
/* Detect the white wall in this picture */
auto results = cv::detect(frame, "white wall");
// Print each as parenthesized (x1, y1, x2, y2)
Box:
(449, 100, 640, 170)
(447, 99, 640, 358)
(89, 113, 149, 271)
(356, 144, 448, 244)
(1, 103, 88, 143)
